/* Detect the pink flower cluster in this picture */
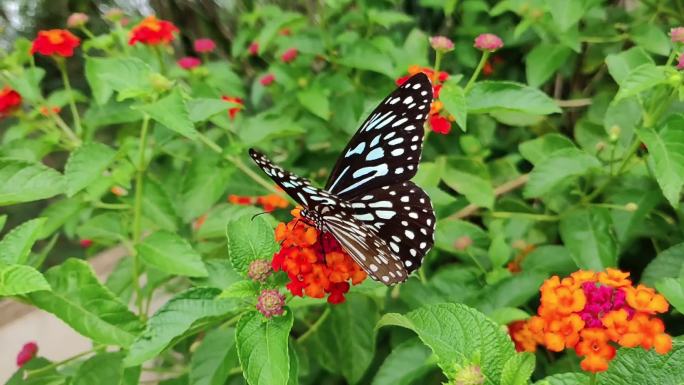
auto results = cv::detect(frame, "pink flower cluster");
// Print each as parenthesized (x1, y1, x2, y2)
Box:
(579, 282, 632, 328)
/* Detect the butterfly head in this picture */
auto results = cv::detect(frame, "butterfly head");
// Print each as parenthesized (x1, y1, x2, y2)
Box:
(299, 208, 323, 231)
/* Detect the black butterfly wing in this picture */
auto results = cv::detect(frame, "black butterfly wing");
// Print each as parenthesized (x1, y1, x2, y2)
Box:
(324, 73, 433, 200)
(349, 181, 435, 274)
(322, 208, 408, 285)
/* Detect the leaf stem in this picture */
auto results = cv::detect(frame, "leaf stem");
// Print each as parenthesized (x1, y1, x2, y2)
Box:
(56, 58, 83, 136)
(464, 51, 490, 93)
(25, 345, 102, 378)
(487, 211, 559, 221)
(297, 307, 331, 344)
(153, 45, 167, 75)
(131, 114, 151, 319)
(589, 373, 598, 385)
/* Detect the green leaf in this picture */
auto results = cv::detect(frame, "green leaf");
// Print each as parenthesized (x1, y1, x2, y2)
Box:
(534, 372, 589, 385)
(76, 212, 127, 244)
(601, 338, 684, 385)
(378, 303, 516, 383)
(656, 277, 684, 314)
(526, 43, 573, 87)
(6, 67, 45, 102)
(476, 272, 546, 314)
(191, 259, 243, 290)
(605, 47, 654, 85)
(642, 242, 684, 286)
(196, 204, 263, 239)
(367, 9, 413, 28)
(6, 357, 64, 385)
(219, 280, 260, 299)
(28, 258, 141, 347)
(544, 0, 585, 31)
(179, 154, 233, 222)
(236, 310, 294, 385)
(467, 81, 561, 115)
(73, 352, 124, 385)
(442, 157, 494, 208)
(500, 352, 535, 385)
(0, 159, 65, 206)
(226, 214, 279, 275)
(136, 231, 207, 277)
(87, 57, 154, 102)
(297, 89, 331, 120)
(434, 218, 488, 253)
(521, 245, 576, 276)
(188, 98, 233, 122)
(524, 148, 601, 198)
(636, 117, 684, 208)
(440, 78, 468, 131)
(0, 217, 46, 264)
(615, 64, 667, 101)
(141, 179, 179, 232)
(0, 214, 6, 232)
(65, 142, 117, 197)
(39, 198, 84, 238)
(337, 42, 395, 77)
(559, 208, 618, 270)
(518, 133, 577, 165)
(0, 264, 51, 296)
(237, 116, 305, 146)
(487, 307, 530, 325)
(137, 89, 197, 140)
(632, 24, 671, 56)
(125, 288, 237, 366)
(190, 328, 238, 385)
(306, 294, 380, 384)
(371, 338, 434, 385)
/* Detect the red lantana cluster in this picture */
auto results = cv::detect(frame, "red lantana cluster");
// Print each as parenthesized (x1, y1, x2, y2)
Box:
(228, 193, 289, 212)
(396, 65, 453, 134)
(0, 86, 22, 118)
(509, 269, 672, 373)
(31, 29, 81, 57)
(271, 209, 367, 304)
(129, 16, 178, 46)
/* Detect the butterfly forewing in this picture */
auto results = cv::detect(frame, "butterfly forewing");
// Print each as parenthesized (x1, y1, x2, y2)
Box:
(347, 181, 435, 274)
(325, 73, 433, 200)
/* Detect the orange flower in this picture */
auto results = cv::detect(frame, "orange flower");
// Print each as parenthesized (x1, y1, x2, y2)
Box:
(256, 194, 289, 212)
(568, 270, 596, 289)
(228, 194, 253, 205)
(430, 100, 443, 115)
(39, 106, 61, 116)
(602, 309, 630, 341)
(221, 96, 244, 120)
(544, 314, 585, 351)
(620, 314, 672, 354)
(193, 213, 207, 231)
(31, 29, 80, 57)
(509, 320, 538, 352)
(540, 276, 587, 315)
(575, 329, 616, 372)
(0, 86, 22, 118)
(625, 284, 669, 314)
(598, 268, 631, 288)
(303, 265, 329, 298)
(129, 16, 178, 46)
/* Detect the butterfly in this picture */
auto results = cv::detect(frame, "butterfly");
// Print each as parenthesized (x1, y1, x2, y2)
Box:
(249, 72, 435, 285)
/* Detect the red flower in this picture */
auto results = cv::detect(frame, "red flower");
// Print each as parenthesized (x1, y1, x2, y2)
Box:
(128, 16, 178, 46)
(31, 29, 80, 57)
(260, 73, 275, 86)
(327, 282, 350, 304)
(194, 38, 216, 53)
(248, 42, 259, 56)
(79, 239, 93, 248)
(281, 48, 298, 63)
(16, 342, 38, 367)
(221, 96, 244, 120)
(429, 115, 452, 134)
(0, 86, 22, 118)
(177, 56, 201, 70)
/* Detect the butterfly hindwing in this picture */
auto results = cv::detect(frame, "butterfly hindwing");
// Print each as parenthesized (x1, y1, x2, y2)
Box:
(325, 73, 433, 199)
(348, 181, 435, 274)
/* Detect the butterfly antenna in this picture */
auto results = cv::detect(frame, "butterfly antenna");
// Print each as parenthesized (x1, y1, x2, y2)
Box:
(250, 211, 270, 221)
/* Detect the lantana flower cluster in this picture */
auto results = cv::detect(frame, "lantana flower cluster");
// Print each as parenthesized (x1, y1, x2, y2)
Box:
(0, 86, 22, 118)
(396, 65, 453, 134)
(271, 209, 367, 304)
(228, 193, 289, 212)
(509, 269, 672, 373)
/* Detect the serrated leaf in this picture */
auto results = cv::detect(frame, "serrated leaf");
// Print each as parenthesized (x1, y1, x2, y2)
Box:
(632, 24, 671, 57)
(0, 159, 65, 206)
(136, 89, 197, 140)
(533, 372, 589, 385)
(76, 212, 127, 244)
(526, 44, 573, 87)
(434, 218, 489, 253)
(188, 98, 233, 122)
(88, 57, 154, 102)
(655, 277, 684, 314)
(0, 217, 46, 264)
(0, 264, 51, 296)
(306, 294, 380, 384)
(500, 352, 535, 385)
(524, 148, 601, 198)
(377, 303, 516, 384)
(179, 154, 233, 222)
(440, 78, 467, 131)
(65, 142, 117, 197)
(467, 81, 561, 115)
(605, 47, 655, 85)
(297, 89, 330, 120)
(601, 339, 684, 385)
(519, 134, 576, 166)
(39, 198, 84, 238)
(28, 259, 141, 347)
(636, 116, 684, 208)
(442, 157, 494, 208)
(73, 352, 124, 385)
(521, 245, 576, 276)
(219, 280, 260, 299)
(615, 64, 667, 101)
(141, 179, 179, 232)
(226, 215, 278, 275)
(236, 310, 294, 385)
(642, 242, 684, 286)
(136, 231, 207, 277)
(545, 0, 585, 31)
(476, 272, 546, 314)
(371, 338, 434, 385)
(559, 208, 618, 270)
(125, 288, 237, 366)
(190, 328, 238, 385)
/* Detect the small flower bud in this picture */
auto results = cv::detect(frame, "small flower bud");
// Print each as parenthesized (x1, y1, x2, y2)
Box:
(609, 125, 621, 142)
(149, 73, 173, 92)
(474, 33, 503, 52)
(67, 13, 89, 29)
(79, 239, 93, 248)
(194, 38, 216, 53)
(281, 47, 298, 63)
(256, 289, 285, 318)
(260, 73, 275, 86)
(16, 342, 38, 367)
(454, 236, 473, 251)
(103, 8, 124, 22)
(595, 141, 606, 152)
(248, 259, 273, 283)
(624, 202, 638, 212)
(677, 54, 684, 70)
(248, 42, 259, 56)
(670, 27, 684, 43)
(110, 186, 128, 196)
(453, 364, 484, 385)
(177, 56, 201, 70)
(430, 35, 455, 52)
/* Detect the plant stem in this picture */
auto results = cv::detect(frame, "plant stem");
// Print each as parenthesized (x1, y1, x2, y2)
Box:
(93, 201, 130, 210)
(465, 249, 488, 275)
(487, 211, 559, 222)
(297, 307, 331, 344)
(25, 346, 102, 378)
(153, 45, 167, 74)
(589, 373, 598, 385)
(583, 139, 640, 203)
(464, 51, 490, 93)
(131, 114, 151, 319)
(56, 58, 83, 136)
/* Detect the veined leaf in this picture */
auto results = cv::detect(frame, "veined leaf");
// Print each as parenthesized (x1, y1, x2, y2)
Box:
(0, 217, 46, 264)
(136, 88, 197, 140)
(371, 338, 434, 385)
(642, 242, 684, 286)
(524, 148, 601, 198)
(0, 159, 65, 206)
(559, 208, 618, 270)
(65, 142, 117, 197)
(226, 215, 279, 276)
(0, 264, 51, 296)
(442, 157, 494, 208)
(439, 78, 467, 131)
(136, 231, 207, 277)
(467, 81, 561, 115)
(190, 328, 238, 385)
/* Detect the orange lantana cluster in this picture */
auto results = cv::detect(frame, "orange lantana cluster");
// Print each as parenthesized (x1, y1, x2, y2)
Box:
(228, 193, 289, 212)
(396, 65, 454, 134)
(271, 210, 367, 304)
(509, 269, 672, 373)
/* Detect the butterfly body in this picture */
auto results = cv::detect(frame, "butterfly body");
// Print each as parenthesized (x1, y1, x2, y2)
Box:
(249, 72, 435, 285)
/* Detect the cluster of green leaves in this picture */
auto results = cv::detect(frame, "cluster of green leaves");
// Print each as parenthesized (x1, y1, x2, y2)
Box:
(2, 0, 684, 384)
